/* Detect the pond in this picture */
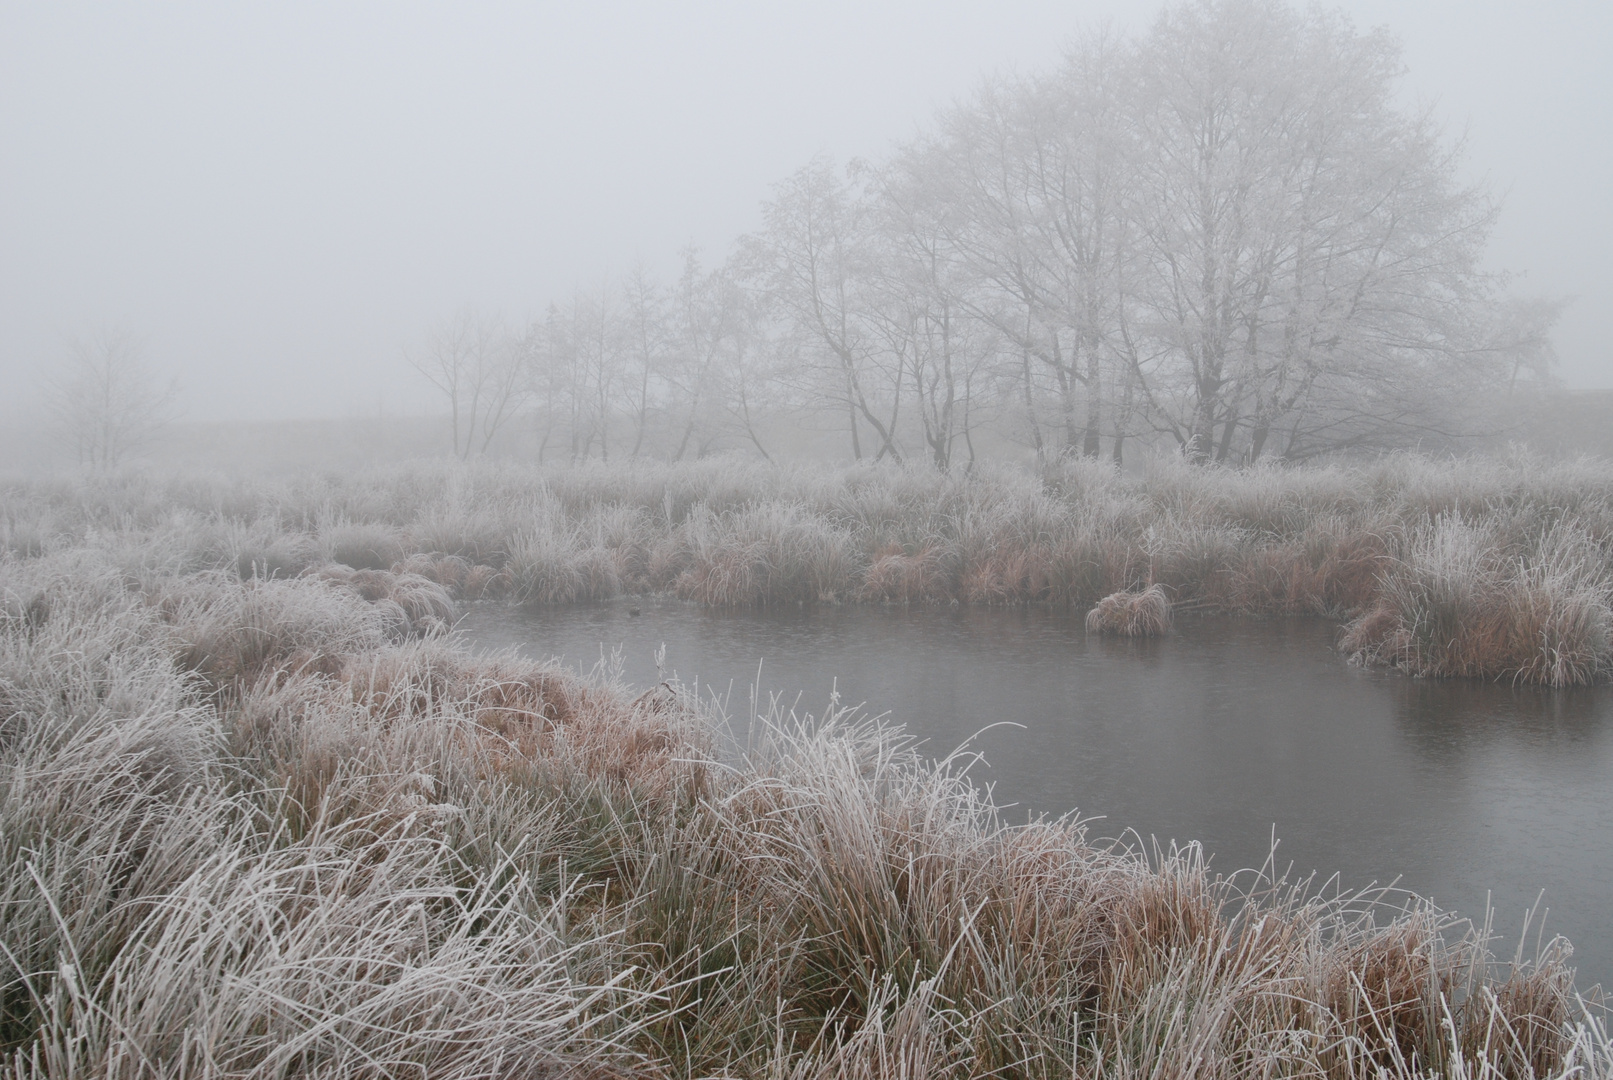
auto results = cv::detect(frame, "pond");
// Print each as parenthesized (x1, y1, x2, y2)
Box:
(461, 598, 1613, 994)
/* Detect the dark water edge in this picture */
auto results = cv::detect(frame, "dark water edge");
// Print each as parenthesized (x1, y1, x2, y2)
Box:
(460, 598, 1613, 995)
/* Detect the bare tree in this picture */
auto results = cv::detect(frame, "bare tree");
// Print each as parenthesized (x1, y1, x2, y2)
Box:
(525, 304, 580, 464)
(1125, 1, 1504, 462)
(742, 158, 906, 462)
(408, 309, 527, 459)
(412, 0, 1555, 469)
(867, 156, 1002, 469)
(890, 0, 1535, 465)
(621, 265, 670, 457)
(568, 284, 625, 462)
(904, 34, 1137, 463)
(46, 328, 179, 471)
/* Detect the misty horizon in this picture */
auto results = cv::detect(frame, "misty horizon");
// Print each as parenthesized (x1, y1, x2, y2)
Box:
(3, 0, 1610, 428)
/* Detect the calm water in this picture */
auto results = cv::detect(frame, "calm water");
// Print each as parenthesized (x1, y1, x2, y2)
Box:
(461, 598, 1613, 993)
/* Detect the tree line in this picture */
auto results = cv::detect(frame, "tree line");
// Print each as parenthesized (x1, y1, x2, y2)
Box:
(413, 0, 1561, 468)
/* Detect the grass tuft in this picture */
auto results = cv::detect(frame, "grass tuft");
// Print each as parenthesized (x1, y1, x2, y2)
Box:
(1341, 518, 1613, 686)
(1085, 584, 1173, 636)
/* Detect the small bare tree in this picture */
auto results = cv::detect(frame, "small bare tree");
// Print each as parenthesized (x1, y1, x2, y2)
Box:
(408, 310, 528, 459)
(46, 329, 179, 471)
(743, 157, 906, 462)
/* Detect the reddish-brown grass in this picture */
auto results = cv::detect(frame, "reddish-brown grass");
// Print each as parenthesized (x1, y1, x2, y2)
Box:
(959, 545, 1060, 604)
(1460, 964, 1574, 1078)
(861, 543, 951, 603)
(1085, 584, 1172, 636)
(1321, 922, 1455, 1073)
(5, 546, 1603, 1078)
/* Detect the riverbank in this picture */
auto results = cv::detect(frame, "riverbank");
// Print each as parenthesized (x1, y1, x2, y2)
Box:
(457, 596, 1613, 999)
(2, 533, 1608, 1078)
(5, 453, 1611, 683)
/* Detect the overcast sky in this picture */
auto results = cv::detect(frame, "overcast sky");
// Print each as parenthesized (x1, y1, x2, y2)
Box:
(3, 0, 1610, 422)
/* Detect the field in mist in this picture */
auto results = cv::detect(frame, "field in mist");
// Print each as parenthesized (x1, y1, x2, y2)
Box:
(6, 0, 1613, 1075)
(3, 454, 1612, 1077)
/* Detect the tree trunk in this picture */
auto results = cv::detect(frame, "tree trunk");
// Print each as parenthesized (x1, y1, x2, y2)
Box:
(1082, 340, 1102, 458)
(1248, 422, 1270, 463)
(1187, 372, 1221, 464)
(1021, 346, 1045, 464)
(1215, 408, 1239, 463)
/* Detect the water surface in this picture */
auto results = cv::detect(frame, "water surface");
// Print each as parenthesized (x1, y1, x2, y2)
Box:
(462, 598, 1612, 993)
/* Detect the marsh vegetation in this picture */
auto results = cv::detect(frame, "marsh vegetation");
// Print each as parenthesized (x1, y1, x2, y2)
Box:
(11, 452, 1606, 681)
(2, 454, 1611, 1077)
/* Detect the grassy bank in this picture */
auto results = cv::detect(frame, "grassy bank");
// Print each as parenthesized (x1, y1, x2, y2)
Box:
(2, 521, 1609, 1078)
(4, 453, 1612, 683)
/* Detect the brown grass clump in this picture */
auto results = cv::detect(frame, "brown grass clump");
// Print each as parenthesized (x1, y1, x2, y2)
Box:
(506, 528, 626, 604)
(165, 573, 394, 689)
(1320, 919, 1455, 1073)
(460, 561, 508, 599)
(1085, 584, 1173, 636)
(860, 543, 951, 603)
(392, 550, 468, 587)
(1458, 961, 1576, 1079)
(959, 544, 1060, 604)
(392, 551, 511, 599)
(233, 526, 320, 580)
(319, 563, 456, 635)
(674, 542, 768, 605)
(322, 519, 408, 570)
(673, 504, 857, 605)
(153, 566, 454, 693)
(1228, 520, 1394, 615)
(340, 645, 705, 796)
(1342, 518, 1613, 685)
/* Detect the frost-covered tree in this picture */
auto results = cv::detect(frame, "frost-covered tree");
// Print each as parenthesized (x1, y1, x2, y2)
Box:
(408, 310, 528, 459)
(434, 0, 1557, 468)
(742, 159, 907, 462)
(46, 329, 179, 471)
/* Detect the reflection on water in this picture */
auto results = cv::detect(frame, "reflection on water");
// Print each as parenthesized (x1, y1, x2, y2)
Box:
(461, 598, 1613, 993)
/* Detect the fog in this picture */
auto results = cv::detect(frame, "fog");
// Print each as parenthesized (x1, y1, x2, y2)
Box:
(2, 0, 1610, 427)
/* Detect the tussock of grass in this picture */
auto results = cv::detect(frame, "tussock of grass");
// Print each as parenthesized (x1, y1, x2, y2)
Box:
(231, 521, 321, 581)
(318, 563, 456, 635)
(320, 517, 409, 570)
(1085, 584, 1173, 636)
(1342, 518, 1613, 686)
(391, 551, 509, 599)
(672, 503, 858, 605)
